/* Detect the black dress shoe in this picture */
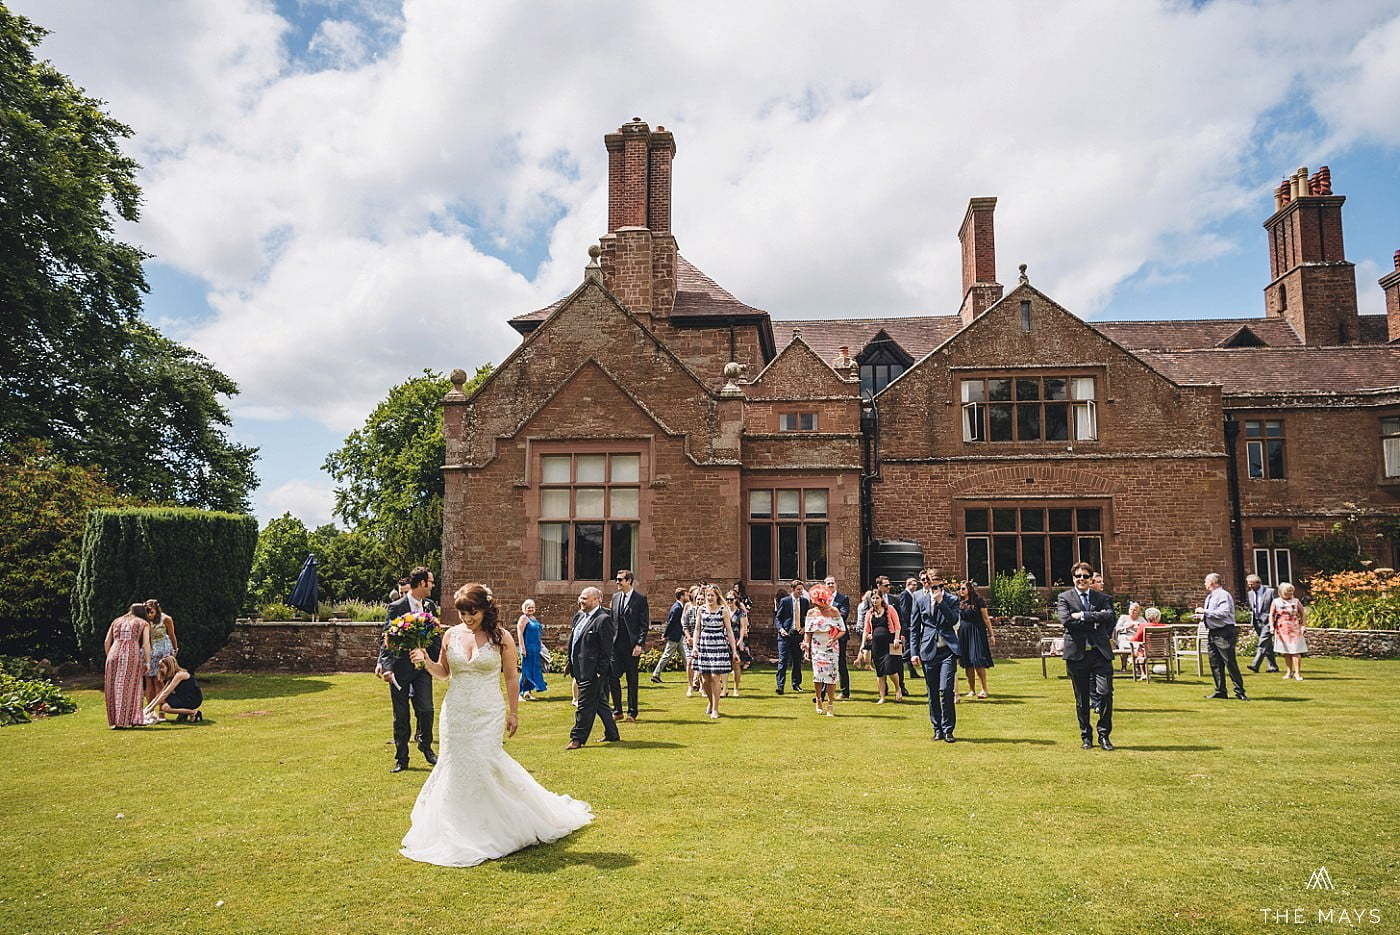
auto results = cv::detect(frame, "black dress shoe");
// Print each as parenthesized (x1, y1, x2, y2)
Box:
(650, 675, 662, 684)
(1235, 693, 1249, 701)
(1081, 739, 1094, 750)
(1204, 692, 1228, 699)
(1265, 667, 1280, 673)
(775, 688, 784, 695)
(933, 730, 945, 741)
(420, 747, 438, 766)
(1098, 736, 1115, 751)
(390, 762, 408, 773)
(942, 734, 957, 743)
(1247, 664, 1260, 673)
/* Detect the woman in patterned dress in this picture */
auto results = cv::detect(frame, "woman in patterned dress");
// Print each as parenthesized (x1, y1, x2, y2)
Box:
(692, 584, 739, 719)
(1270, 581, 1309, 681)
(722, 590, 749, 697)
(802, 584, 846, 717)
(143, 598, 179, 705)
(104, 603, 152, 729)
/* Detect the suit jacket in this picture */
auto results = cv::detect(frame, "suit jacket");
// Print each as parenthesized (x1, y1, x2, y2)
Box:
(892, 589, 916, 631)
(663, 600, 685, 642)
(610, 588, 649, 654)
(909, 588, 962, 660)
(1245, 585, 1276, 633)
(378, 596, 442, 681)
(1055, 587, 1115, 662)
(832, 591, 851, 629)
(775, 594, 810, 639)
(565, 607, 615, 683)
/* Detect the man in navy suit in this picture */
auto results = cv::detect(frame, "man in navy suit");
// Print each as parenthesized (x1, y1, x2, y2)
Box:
(1244, 574, 1279, 673)
(565, 587, 619, 749)
(908, 569, 962, 741)
(774, 579, 809, 694)
(1055, 561, 1118, 750)
(377, 566, 440, 772)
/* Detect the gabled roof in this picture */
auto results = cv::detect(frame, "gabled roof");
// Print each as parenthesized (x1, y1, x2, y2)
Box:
(1216, 325, 1268, 348)
(772, 315, 963, 365)
(1139, 345, 1400, 395)
(508, 254, 768, 333)
(749, 330, 851, 393)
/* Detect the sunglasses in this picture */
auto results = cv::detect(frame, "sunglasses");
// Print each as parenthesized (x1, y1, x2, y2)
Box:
(1073, 573, 1093, 580)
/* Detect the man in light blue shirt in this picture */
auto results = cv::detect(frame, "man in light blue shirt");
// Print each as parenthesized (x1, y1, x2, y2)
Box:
(1196, 573, 1247, 701)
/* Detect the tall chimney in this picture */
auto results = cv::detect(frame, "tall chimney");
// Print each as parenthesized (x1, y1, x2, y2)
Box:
(958, 197, 1003, 325)
(598, 118, 678, 321)
(1382, 250, 1400, 343)
(1262, 164, 1359, 344)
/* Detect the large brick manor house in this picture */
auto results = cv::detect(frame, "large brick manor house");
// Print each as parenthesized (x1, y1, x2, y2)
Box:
(441, 118, 1400, 633)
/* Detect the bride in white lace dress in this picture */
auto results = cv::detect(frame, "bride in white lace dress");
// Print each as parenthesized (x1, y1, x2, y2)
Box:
(402, 583, 592, 866)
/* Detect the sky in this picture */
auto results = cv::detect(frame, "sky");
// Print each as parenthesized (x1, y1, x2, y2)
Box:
(15, 0, 1400, 528)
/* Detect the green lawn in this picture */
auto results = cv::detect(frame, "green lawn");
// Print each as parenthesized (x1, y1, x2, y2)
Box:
(2, 658, 1397, 935)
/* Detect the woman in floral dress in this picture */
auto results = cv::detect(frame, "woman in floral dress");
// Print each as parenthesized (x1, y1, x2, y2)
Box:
(1270, 582, 1308, 681)
(803, 584, 846, 717)
(104, 604, 152, 728)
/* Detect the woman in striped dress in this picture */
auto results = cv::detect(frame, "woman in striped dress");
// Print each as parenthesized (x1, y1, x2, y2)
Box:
(104, 604, 152, 728)
(692, 585, 739, 719)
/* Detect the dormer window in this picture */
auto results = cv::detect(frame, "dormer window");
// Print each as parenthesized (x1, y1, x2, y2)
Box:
(857, 331, 913, 396)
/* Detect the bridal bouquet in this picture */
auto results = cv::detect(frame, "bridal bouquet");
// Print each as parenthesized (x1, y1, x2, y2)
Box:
(384, 610, 442, 667)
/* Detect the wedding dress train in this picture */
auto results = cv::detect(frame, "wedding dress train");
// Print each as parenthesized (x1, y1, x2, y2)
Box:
(401, 630, 591, 866)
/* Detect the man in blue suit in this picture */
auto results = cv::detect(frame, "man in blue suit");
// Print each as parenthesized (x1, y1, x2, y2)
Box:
(774, 579, 809, 694)
(908, 569, 962, 741)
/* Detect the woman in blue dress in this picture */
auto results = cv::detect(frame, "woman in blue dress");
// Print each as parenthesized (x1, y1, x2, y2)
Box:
(957, 582, 996, 699)
(515, 599, 547, 700)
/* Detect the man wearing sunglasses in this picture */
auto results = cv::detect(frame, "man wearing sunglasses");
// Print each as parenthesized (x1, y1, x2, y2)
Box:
(610, 569, 649, 722)
(909, 569, 962, 742)
(1055, 562, 1118, 750)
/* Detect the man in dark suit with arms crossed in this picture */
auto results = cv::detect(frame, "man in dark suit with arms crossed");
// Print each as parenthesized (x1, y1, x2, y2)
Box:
(1056, 561, 1117, 750)
(610, 569, 648, 721)
(566, 586, 620, 749)
(377, 566, 440, 772)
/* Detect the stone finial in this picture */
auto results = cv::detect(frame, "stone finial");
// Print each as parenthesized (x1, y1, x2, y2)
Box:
(791, 326, 803, 342)
(584, 243, 603, 284)
(1018, 263, 1029, 285)
(720, 361, 745, 398)
(448, 368, 468, 397)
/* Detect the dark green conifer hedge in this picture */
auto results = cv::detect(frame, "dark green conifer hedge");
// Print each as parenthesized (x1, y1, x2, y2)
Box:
(73, 508, 258, 670)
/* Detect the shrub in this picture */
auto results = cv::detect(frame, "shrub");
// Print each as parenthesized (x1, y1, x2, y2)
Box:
(257, 602, 299, 621)
(0, 673, 77, 726)
(639, 647, 684, 673)
(1306, 569, 1400, 630)
(73, 507, 258, 671)
(326, 600, 387, 622)
(0, 654, 56, 682)
(990, 569, 1039, 618)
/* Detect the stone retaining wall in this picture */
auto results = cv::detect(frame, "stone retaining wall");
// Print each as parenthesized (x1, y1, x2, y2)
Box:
(203, 619, 1400, 672)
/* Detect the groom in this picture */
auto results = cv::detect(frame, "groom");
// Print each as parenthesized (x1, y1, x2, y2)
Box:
(566, 586, 620, 749)
(377, 566, 440, 773)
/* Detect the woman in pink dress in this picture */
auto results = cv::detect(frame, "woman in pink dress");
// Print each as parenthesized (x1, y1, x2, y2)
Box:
(104, 603, 152, 728)
(1269, 582, 1308, 681)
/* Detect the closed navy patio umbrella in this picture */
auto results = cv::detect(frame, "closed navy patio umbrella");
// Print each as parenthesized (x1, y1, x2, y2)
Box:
(288, 554, 319, 617)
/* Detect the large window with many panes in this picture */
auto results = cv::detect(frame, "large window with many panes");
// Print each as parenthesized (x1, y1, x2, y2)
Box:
(963, 503, 1105, 589)
(539, 453, 639, 582)
(961, 376, 1097, 443)
(1251, 528, 1293, 587)
(748, 488, 828, 582)
(1382, 416, 1400, 478)
(1244, 419, 1286, 479)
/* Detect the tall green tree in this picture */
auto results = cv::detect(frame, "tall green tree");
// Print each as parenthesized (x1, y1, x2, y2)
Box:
(0, 7, 257, 511)
(0, 441, 123, 660)
(312, 525, 391, 603)
(324, 366, 491, 576)
(246, 513, 311, 609)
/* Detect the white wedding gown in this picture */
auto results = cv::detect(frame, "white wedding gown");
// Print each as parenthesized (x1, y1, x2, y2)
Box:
(400, 630, 592, 866)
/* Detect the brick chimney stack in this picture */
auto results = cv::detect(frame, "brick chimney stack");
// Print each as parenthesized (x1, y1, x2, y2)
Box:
(1382, 250, 1400, 343)
(1262, 165, 1359, 345)
(599, 118, 677, 323)
(958, 197, 1003, 326)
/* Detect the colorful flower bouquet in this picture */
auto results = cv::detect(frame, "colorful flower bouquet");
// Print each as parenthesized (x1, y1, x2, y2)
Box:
(383, 610, 442, 667)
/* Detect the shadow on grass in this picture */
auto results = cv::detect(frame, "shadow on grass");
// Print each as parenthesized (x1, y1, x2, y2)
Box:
(502, 845, 638, 874)
(200, 675, 334, 699)
(1254, 696, 1308, 702)
(958, 737, 1056, 745)
(1115, 707, 1193, 713)
(1119, 744, 1222, 752)
(605, 740, 685, 749)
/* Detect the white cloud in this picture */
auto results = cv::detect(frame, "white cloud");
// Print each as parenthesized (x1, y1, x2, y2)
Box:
(260, 479, 336, 527)
(15, 0, 1400, 434)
